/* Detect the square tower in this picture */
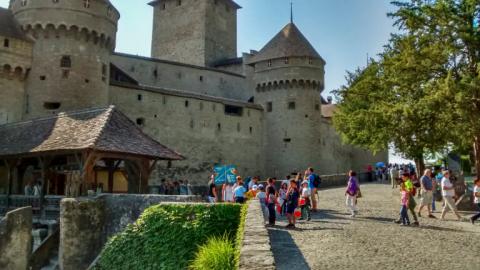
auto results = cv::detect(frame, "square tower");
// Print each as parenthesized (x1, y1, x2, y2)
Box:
(149, 0, 240, 67)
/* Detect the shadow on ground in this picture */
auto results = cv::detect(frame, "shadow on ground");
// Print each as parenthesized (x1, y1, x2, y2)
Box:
(268, 227, 311, 270)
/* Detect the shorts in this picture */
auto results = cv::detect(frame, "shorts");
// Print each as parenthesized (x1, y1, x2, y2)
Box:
(286, 204, 297, 214)
(235, 197, 245, 204)
(443, 196, 457, 211)
(420, 190, 433, 206)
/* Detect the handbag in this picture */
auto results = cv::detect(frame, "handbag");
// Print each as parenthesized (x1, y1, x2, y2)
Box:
(356, 190, 362, 198)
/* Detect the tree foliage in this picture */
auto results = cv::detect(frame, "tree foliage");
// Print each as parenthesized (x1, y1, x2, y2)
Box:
(334, 0, 480, 172)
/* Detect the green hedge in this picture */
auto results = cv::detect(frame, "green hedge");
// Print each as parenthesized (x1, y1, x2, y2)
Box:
(189, 235, 236, 270)
(95, 204, 243, 270)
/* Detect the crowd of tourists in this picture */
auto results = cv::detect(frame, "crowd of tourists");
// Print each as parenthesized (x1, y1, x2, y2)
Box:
(206, 164, 480, 229)
(207, 167, 322, 229)
(157, 179, 193, 195)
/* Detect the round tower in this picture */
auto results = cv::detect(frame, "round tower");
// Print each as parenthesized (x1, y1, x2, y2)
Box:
(249, 22, 326, 177)
(10, 0, 120, 118)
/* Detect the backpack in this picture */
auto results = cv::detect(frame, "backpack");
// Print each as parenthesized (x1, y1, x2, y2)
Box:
(313, 174, 321, 188)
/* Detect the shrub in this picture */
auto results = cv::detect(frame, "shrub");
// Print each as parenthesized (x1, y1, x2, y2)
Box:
(189, 235, 235, 270)
(95, 204, 242, 270)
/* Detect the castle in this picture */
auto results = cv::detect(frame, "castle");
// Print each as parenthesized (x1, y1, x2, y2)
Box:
(0, 0, 387, 185)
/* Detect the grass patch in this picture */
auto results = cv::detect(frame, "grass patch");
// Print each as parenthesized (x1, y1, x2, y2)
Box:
(94, 204, 243, 270)
(189, 235, 235, 270)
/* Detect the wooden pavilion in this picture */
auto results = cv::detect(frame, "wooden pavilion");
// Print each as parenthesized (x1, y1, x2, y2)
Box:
(0, 106, 183, 218)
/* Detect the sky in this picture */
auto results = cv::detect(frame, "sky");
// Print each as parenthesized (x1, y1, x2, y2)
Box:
(0, 0, 407, 163)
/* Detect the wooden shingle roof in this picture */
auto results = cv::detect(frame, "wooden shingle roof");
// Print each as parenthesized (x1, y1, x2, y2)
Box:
(0, 106, 184, 160)
(249, 23, 323, 64)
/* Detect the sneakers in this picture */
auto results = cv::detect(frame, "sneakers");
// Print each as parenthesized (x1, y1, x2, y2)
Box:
(428, 214, 437, 219)
(285, 223, 295, 229)
(412, 221, 420, 226)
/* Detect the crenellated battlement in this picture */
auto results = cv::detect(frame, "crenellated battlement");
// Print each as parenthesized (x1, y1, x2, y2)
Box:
(10, 0, 119, 51)
(20, 23, 114, 50)
(255, 79, 323, 92)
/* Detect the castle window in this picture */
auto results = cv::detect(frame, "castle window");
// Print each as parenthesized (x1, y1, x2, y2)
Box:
(60, 56, 71, 68)
(308, 58, 313, 64)
(190, 119, 194, 129)
(39, 75, 46, 80)
(267, 60, 272, 67)
(3, 64, 11, 73)
(85, 79, 90, 83)
(283, 138, 292, 143)
(162, 3, 166, 10)
(153, 69, 158, 78)
(284, 57, 289, 64)
(3, 39, 9, 48)
(62, 70, 69, 78)
(21, 0, 27, 7)
(199, 76, 203, 82)
(266, 102, 272, 112)
(43, 102, 61, 110)
(199, 102, 203, 110)
(162, 96, 167, 104)
(288, 101, 296, 110)
(315, 103, 320, 111)
(107, 6, 113, 16)
(25, 95, 29, 114)
(249, 127, 253, 134)
(177, 0, 181, 6)
(52, 0, 59, 3)
(102, 63, 107, 81)
(185, 100, 189, 107)
(177, 72, 182, 79)
(136, 118, 145, 126)
(137, 94, 143, 101)
(84, 0, 90, 8)
(224, 105, 243, 117)
(217, 123, 221, 131)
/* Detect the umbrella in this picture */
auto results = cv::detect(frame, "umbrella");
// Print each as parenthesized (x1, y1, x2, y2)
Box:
(376, 162, 386, 168)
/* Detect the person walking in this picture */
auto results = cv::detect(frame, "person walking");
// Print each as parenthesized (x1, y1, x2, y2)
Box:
(390, 166, 398, 189)
(222, 182, 234, 203)
(470, 178, 480, 224)
(266, 178, 277, 226)
(440, 171, 462, 221)
(307, 167, 320, 212)
(299, 180, 311, 221)
(345, 170, 359, 217)
(285, 180, 300, 229)
(395, 173, 419, 226)
(279, 182, 288, 216)
(418, 169, 436, 218)
(399, 181, 411, 226)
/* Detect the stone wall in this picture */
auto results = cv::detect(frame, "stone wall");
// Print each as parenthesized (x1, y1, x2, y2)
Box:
(110, 84, 265, 185)
(239, 201, 275, 270)
(111, 53, 250, 101)
(59, 194, 202, 269)
(0, 206, 32, 270)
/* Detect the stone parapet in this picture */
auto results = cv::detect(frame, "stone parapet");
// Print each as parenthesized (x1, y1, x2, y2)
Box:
(0, 206, 32, 270)
(239, 200, 275, 270)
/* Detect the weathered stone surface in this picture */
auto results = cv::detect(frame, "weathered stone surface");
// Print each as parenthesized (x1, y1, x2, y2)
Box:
(239, 201, 275, 270)
(0, 206, 32, 270)
(59, 198, 105, 270)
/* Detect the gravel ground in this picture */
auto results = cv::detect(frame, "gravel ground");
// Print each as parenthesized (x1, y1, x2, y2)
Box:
(268, 183, 480, 270)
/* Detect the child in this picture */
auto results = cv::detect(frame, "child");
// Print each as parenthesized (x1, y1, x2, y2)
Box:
(233, 177, 246, 204)
(279, 182, 288, 216)
(400, 182, 410, 226)
(285, 180, 300, 229)
(299, 180, 311, 221)
(245, 185, 258, 200)
(256, 184, 267, 218)
(345, 170, 359, 217)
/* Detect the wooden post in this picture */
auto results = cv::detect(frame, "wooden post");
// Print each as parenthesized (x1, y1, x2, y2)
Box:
(105, 159, 115, 193)
(5, 159, 19, 210)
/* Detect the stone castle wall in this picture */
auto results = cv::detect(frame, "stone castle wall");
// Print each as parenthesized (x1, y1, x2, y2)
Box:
(10, 0, 119, 119)
(109, 83, 265, 185)
(0, 34, 31, 124)
(0, 206, 32, 270)
(150, 0, 237, 66)
(111, 53, 251, 101)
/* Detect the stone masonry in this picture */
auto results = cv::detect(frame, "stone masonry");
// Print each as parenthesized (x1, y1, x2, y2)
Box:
(0, 206, 32, 270)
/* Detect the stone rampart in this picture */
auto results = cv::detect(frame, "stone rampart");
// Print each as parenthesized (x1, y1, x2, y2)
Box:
(0, 206, 32, 270)
(239, 201, 275, 270)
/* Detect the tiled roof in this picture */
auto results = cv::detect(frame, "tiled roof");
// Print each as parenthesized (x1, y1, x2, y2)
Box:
(321, 104, 336, 118)
(249, 23, 323, 64)
(0, 7, 29, 41)
(0, 106, 184, 160)
(148, 0, 241, 9)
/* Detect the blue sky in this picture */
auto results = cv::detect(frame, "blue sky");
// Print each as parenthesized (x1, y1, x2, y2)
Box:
(0, 0, 397, 96)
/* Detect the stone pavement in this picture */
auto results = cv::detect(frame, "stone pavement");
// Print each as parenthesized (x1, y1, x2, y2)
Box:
(268, 183, 480, 270)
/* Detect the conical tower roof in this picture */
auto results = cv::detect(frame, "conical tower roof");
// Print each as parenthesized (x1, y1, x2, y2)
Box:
(250, 23, 322, 64)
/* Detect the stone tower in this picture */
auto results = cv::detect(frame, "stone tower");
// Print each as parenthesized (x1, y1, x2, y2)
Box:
(0, 7, 32, 124)
(149, 0, 240, 67)
(249, 23, 326, 177)
(9, 0, 119, 119)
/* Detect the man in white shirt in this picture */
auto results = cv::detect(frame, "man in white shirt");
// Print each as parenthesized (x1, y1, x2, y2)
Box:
(440, 171, 462, 221)
(390, 166, 398, 189)
(471, 178, 480, 224)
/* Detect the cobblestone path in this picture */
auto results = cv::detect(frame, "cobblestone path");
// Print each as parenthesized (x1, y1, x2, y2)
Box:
(268, 183, 480, 270)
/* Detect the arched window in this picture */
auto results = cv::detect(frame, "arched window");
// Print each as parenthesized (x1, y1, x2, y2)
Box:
(60, 56, 71, 68)
(21, 0, 27, 7)
(3, 39, 9, 48)
(84, 0, 90, 8)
